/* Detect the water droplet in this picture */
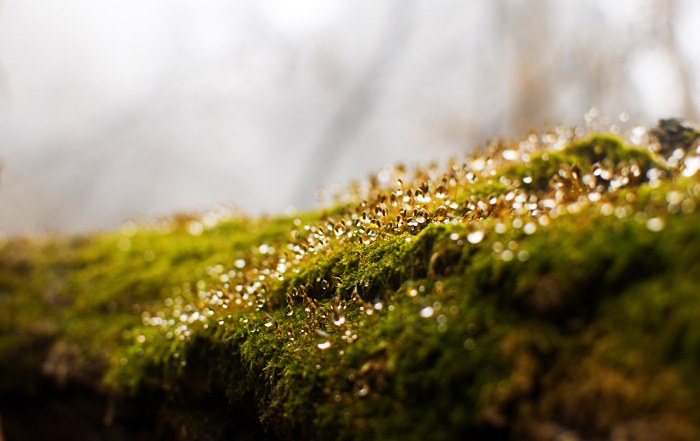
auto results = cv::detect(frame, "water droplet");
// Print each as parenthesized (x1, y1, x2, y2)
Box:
(263, 313, 273, 327)
(502, 150, 518, 161)
(117, 237, 131, 251)
(286, 305, 294, 316)
(646, 217, 665, 232)
(334, 222, 347, 236)
(600, 203, 614, 216)
(420, 306, 434, 318)
(436, 185, 447, 199)
(332, 312, 346, 326)
(467, 230, 484, 244)
(523, 222, 537, 235)
(683, 157, 700, 177)
(188, 221, 204, 236)
(316, 329, 331, 350)
(666, 191, 684, 205)
(357, 383, 370, 397)
(434, 205, 447, 221)
(471, 158, 485, 171)
(517, 250, 530, 262)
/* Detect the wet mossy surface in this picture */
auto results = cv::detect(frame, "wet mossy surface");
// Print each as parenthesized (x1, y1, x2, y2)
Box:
(2, 123, 700, 440)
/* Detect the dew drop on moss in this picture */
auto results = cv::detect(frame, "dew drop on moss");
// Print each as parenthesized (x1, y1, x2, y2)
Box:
(420, 306, 434, 318)
(332, 312, 346, 326)
(357, 384, 370, 397)
(263, 313, 273, 327)
(436, 185, 447, 199)
(517, 250, 530, 262)
(434, 205, 447, 221)
(117, 237, 131, 251)
(316, 329, 331, 350)
(523, 222, 537, 235)
(646, 217, 665, 232)
(467, 231, 484, 244)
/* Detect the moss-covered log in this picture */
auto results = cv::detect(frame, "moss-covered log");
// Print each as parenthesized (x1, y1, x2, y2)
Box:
(2, 121, 700, 440)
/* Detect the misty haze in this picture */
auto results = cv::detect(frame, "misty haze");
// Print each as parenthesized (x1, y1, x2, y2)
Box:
(1, 0, 699, 233)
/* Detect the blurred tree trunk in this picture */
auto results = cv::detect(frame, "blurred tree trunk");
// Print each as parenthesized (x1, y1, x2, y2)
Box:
(659, 0, 698, 121)
(294, 0, 415, 207)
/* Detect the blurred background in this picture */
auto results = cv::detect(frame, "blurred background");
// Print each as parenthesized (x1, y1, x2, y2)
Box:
(0, 0, 699, 235)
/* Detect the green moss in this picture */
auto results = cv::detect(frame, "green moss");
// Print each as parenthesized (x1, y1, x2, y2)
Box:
(2, 126, 700, 440)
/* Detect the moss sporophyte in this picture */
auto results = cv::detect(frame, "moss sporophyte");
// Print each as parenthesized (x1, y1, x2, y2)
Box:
(2, 119, 700, 440)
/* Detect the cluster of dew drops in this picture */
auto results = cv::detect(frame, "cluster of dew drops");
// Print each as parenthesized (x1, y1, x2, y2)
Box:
(128, 110, 700, 378)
